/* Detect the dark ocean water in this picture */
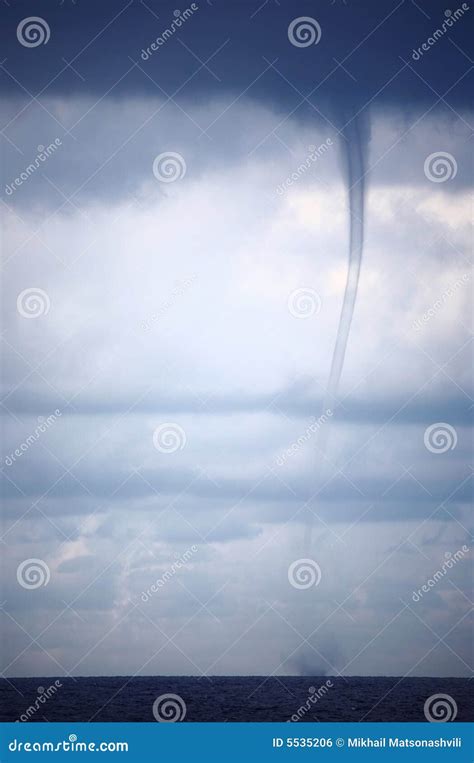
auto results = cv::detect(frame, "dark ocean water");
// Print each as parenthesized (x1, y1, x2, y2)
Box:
(0, 677, 471, 723)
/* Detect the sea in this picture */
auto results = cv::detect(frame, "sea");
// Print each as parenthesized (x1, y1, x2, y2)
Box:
(0, 677, 471, 723)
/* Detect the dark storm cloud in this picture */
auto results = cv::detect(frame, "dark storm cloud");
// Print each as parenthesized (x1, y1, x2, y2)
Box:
(1, 0, 472, 212)
(1, 0, 471, 111)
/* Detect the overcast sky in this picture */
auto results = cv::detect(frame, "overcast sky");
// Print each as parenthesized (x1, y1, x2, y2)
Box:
(1, 0, 472, 679)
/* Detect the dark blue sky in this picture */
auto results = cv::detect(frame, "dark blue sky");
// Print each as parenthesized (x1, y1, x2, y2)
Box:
(1, 0, 472, 113)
